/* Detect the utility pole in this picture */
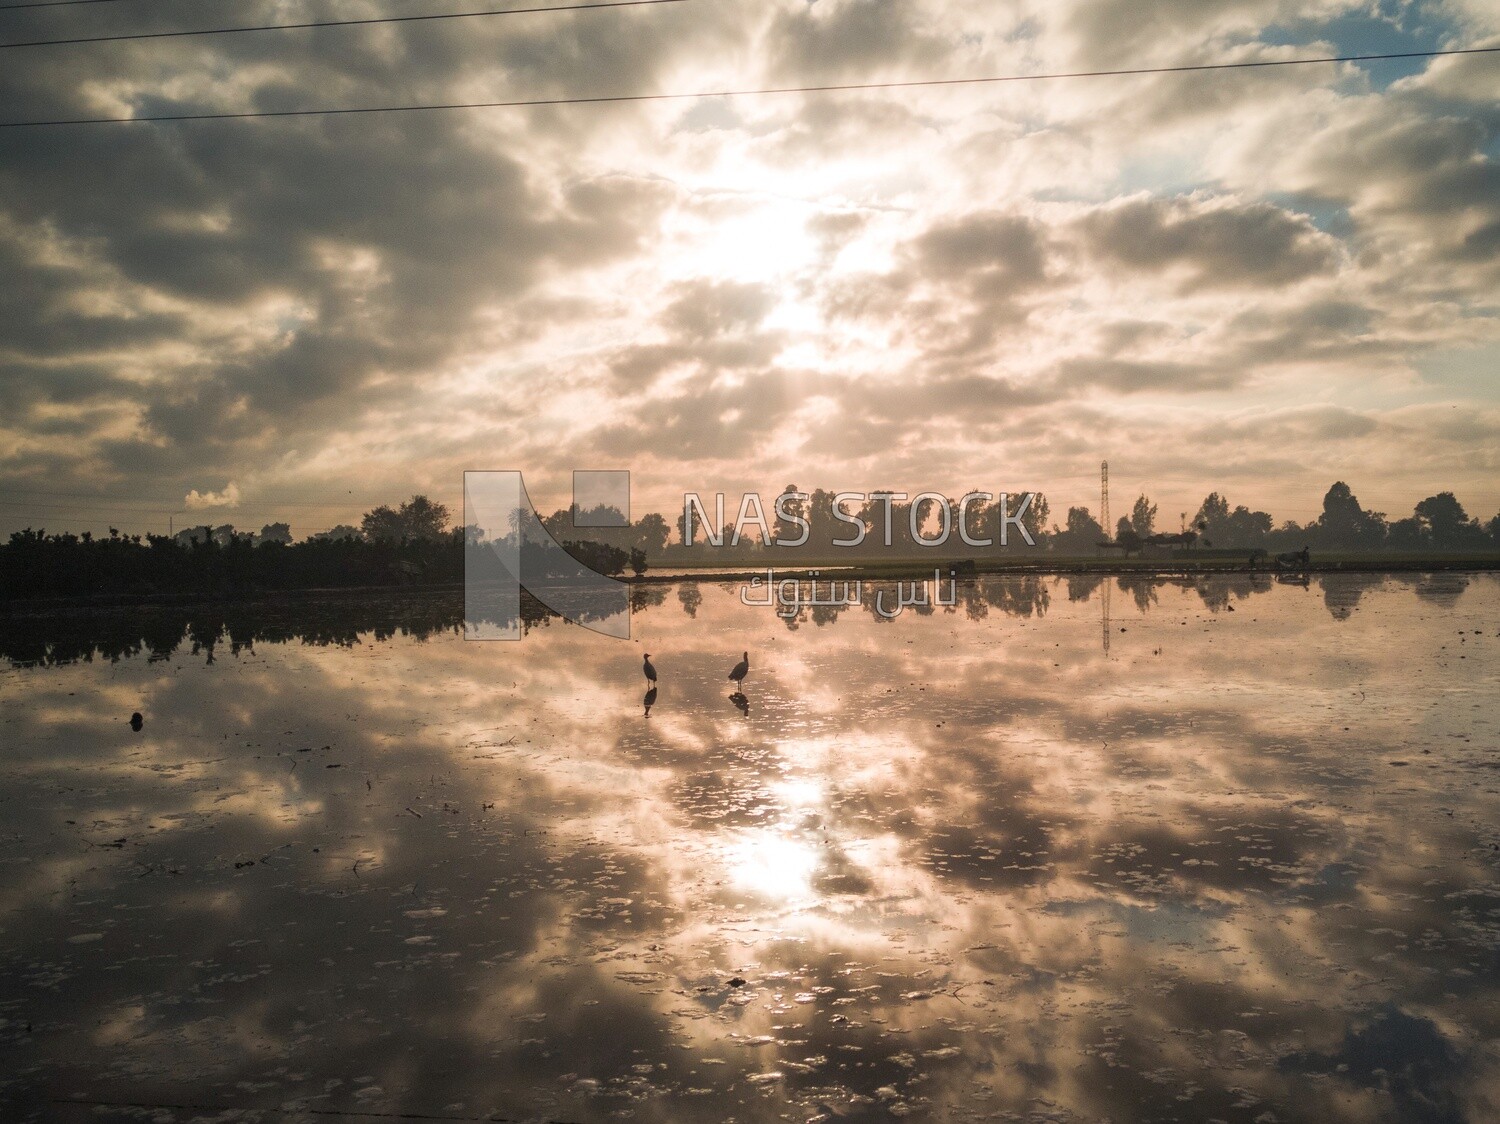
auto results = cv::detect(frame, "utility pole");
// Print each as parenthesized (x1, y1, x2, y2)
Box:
(1100, 461, 1110, 537)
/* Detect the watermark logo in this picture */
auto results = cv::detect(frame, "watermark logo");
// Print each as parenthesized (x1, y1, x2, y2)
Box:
(681, 491, 1037, 548)
(742, 568, 960, 620)
(463, 470, 633, 641)
(464, 478, 1039, 640)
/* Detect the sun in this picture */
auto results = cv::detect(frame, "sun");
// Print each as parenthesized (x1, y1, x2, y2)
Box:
(676, 194, 821, 285)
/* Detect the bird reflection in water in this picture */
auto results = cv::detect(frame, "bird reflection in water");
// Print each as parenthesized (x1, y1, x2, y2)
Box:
(642, 686, 657, 717)
(728, 690, 749, 717)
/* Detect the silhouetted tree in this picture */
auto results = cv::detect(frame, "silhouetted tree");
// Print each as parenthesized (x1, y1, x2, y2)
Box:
(1315, 482, 1386, 549)
(634, 512, 671, 556)
(310, 524, 363, 542)
(1194, 493, 1228, 534)
(1052, 506, 1104, 551)
(1388, 515, 1426, 550)
(1413, 492, 1485, 549)
(1193, 492, 1272, 547)
(562, 540, 629, 577)
(1113, 519, 1143, 555)
(772, 485, 807, 546)
(1023, 492, 1051, 547)
(1129, 494, 1157, 537)
(362, 495, 451, 542)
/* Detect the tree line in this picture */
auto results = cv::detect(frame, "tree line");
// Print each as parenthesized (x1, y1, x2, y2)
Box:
(1, 481, 1495, 601)
(1046, 482, 1498, 555)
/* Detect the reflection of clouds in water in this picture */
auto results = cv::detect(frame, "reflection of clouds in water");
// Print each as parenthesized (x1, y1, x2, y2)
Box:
(0, 576, 1497, 1121)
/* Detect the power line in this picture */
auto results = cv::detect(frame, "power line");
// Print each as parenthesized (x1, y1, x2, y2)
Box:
(0, 0, 128, 9)
(0, 0, 686, 49)
(2, 45, 1495, 128)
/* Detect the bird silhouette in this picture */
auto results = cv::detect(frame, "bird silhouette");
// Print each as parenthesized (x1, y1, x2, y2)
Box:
(129, 711, 143, 732)
(729, 691, 749, 717)
(643, 653, 657, 684)
(728, 651, 749, 684)
(643, 686, 658, 717)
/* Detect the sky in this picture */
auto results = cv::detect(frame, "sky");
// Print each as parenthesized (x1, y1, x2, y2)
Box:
(1, 0, 1498, 539)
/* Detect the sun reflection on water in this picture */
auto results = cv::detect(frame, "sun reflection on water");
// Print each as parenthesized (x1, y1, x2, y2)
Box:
(726, 828, 822, 904)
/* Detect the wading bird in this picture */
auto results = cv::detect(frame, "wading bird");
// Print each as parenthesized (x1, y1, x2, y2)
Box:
(728, 651, 749, 685)
(643, 653, 657, 685)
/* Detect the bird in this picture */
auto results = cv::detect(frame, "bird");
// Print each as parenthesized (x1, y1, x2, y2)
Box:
(728, 651, 749, 684)
(643, 653, 657, 685)
(643, 686, 657, 717)
(129, 712, 143, 732)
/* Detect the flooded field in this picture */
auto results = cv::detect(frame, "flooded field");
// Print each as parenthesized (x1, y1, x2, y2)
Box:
(1, 573, 1498, 1123)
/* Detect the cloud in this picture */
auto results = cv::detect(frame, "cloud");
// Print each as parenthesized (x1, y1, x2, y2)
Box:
(763, 0, 953, 84)
(1076, 194, 1339, 290)
(184, 483, 241, 510)
(1052, 356, 1235, 393)
(662, 278, 777, 339)
(0, 0, 1497, 531)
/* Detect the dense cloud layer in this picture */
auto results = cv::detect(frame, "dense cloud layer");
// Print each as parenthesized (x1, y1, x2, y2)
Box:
(0, 0, 1497, 534)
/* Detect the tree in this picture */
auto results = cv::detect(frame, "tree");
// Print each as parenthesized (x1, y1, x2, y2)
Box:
(1194, 493, 1230, 535)
(1023, 492, 1050, 547)
(633, 512, 671, 556)
(361, 506, 402, 542)
(562, 539, 628, 577)
(1388, 515, 1426, 550)
(1413, 492, 1484, 549)
(361, 495, 451, 542)
(1315, 482, 1385, 549)
(256, 523, 292, 546)
(1193, 492, 1271, 547)
(773, 485, 807, 547)
(985, 491, 1048, 548)
(1114, 518, 1143, 555)
(1225, 506, 1272, 544)
(1129, 494, 1157, 537)
(1052, 506, 1104, 551)
(859, 491, 907, 552)
(399, 495, 451, 540)
(311, 524, 364, 542)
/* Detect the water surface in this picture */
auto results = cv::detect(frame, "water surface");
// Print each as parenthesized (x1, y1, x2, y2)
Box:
(1, 574, 1497, 1122)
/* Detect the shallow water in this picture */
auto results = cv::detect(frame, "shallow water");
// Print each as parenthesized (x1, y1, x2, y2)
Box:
(1, 573, 1497, 1123)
